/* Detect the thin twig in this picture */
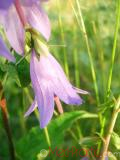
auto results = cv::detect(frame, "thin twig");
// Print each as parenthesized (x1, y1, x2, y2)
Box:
(0, 82, 15, 160)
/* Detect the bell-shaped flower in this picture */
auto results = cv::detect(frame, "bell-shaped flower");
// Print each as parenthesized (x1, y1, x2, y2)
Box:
(0, 36, 15, 62)
(25, 50, 88, 128)
(0, 0, 51, 55)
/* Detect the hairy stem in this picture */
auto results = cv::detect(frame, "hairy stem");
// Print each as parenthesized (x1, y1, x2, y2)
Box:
(100, 96, 120, 160)
(99, 0, 120, 155)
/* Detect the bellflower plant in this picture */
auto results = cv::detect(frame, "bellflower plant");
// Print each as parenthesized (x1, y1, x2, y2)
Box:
(0, 0, 88, 128)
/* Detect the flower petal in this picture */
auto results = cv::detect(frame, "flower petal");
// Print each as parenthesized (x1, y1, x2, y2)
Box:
(0, 0, 13, 10)
(52, 77, 83, 105)
(20, 0, 39, 6)
(24, 4, 51, 40)
(38, 81, 54, 128)
(0, 36, 15, 62)
(1, 5, 24, 55)
(24, 98, 37, 117)
(47, 54, 83, 105)
(30, 51, 54, 128)
(31, 52, 83, 105)
(20, 0, 48, 6)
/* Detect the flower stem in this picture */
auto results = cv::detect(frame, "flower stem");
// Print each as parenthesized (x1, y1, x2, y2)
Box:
(100, 96, 120, 160)
(44, 127, 51, 147)
(0, 82, 15, 160)
(14, 0, 27, 27)
(106, 0, 120, 99)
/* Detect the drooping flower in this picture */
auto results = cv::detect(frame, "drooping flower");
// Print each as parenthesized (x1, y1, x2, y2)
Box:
(25, 50, 88, 128)
(0, 0, 51, 55)
(0, 0, 88, 129)
(0, 36, 15, 62)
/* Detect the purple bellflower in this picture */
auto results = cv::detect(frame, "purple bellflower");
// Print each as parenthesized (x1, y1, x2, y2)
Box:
(0, 0, 88, 128)
(25, 50, 88, 128)
(0, 0, 51, 55)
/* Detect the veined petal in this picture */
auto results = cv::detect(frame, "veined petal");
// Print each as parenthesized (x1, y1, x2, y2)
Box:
(30, 51, 54, 128)
(47, 54, 83, 105)
(24, 4, 51, 40)
(38, 81, 54, 128)
(24, 98, 37, 117)
(0, 36, 15, 62)
(32, 52, 83, 105)
(1, 5, 24, 55)
(53, 79, 83, 105)
(0, 0, 13, 10)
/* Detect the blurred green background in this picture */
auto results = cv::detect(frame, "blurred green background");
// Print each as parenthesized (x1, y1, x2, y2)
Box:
(0, 0, 120, 160)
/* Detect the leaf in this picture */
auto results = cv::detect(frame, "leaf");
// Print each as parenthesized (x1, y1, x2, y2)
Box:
(111, 132, 120, 150)
(0, 64, 5, 80)
(0, 61, 8, 72)
(0, 61, 20, 86)
(15, 54, 31, 88)
(78, 137, 100, 147)
(16, 111, 98, 160)
(98, 100, 115, 113)
(7, 63, 21, 86)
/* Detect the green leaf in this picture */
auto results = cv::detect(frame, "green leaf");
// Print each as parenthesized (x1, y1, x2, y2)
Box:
(0, 62, 6, 80)
(16, 111, 98, 160)
(111, 132, 120, 150)
(98, 100, 115, 113)
(0, 61, 20, 86)
(78, 137, 100, 147)
(15, 54, 31, 88)
(0, 61, 8, 72)
(7, 63, 21, 86)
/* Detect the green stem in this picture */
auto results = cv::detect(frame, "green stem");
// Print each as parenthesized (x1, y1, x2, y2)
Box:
(75, 0, 102, 135)
(106, 0, 120, 99)
(75, 0, 100, 106)
(57, 0, 69, 77)
(73, 26, 80, 87)
(44, 127, 51, 147)
(92, 21, 105, 100)
(100, 96, 120, 160)
(99, 0, 120, 155)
